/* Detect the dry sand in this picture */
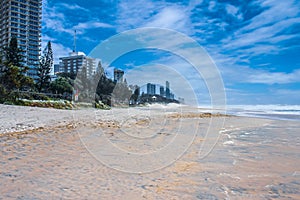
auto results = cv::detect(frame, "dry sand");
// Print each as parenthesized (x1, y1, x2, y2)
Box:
(0, 104, 299, 199)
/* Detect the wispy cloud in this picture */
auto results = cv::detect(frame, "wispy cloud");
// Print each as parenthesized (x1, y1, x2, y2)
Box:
(247, 69, 300, 84)
(144, 6, 192, 34)
(43, 1, 114, 35)
(42, 1, 73, 35)
(115, 0, 193, 34)
(73, 21, 114, 34)
(56, 3, 89, 12)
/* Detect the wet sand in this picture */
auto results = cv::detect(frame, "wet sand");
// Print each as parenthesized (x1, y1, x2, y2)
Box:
(0, 104, 299, 199)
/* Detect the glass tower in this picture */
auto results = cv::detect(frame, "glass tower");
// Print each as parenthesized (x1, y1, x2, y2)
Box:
(0, 0, 42, 79)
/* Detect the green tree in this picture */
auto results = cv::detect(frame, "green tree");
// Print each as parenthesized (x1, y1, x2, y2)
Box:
(49, 77, 73, 95)
(36, 41, 53, 92)
(58, 72, 77, 80)
(3, 37, 26, 71)
(1, 37, 33, 93)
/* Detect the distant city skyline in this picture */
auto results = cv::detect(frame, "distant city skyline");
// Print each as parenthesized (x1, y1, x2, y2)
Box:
(141, 82, 175, 100)
(40, 0, 300, 105)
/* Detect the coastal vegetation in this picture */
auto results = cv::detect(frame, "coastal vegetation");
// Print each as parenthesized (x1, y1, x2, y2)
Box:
(0, 37, 131, 109)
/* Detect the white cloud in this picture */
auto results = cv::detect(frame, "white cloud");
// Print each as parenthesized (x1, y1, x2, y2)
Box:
(225, 4, 238, 16)
(247, 69, 300, 84)
(208, 1, 216, 12)
(188, 0, 203, 9)
(56, 3, 89, 12)
(145, 6, 191, 33)
(74, 21, 113, 34)
(225, 4, 243, 21)
(42, 1, 113, 36)
(75, 21, 113, 29)
(116, 0, 160, 31)
(244, 0, 300, 31)
(218, 0, 300, 57)
(42, 1, 73, 35)
(116, 0, 194, 34)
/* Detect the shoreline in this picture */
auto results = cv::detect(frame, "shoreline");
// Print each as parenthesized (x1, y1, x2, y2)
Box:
(0, 103, 264, 137)
(1, 104, 299, 199)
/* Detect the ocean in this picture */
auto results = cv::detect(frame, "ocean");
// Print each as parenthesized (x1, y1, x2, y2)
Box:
(226, 105, 300, 121)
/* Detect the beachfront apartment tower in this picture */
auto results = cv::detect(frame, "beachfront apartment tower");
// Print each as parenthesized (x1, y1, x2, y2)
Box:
(0, 0, 42, 79)
(59, 52, 98, 79)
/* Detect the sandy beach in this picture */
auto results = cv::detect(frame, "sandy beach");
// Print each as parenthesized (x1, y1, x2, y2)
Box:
(0, 104, 299, 199)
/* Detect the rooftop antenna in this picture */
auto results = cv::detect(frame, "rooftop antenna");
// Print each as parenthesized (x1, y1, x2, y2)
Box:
(73, 30, 77, 53)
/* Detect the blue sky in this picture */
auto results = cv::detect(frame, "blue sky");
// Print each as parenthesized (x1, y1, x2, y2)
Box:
(42, 0, 300, 105)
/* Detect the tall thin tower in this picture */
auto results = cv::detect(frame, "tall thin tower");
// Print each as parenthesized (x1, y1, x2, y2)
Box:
(0, 0, 42, 79)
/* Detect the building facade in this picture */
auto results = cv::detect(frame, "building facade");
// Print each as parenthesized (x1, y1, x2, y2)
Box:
(59, 52, 98, 79)
(147, 83, 156, 95)
(165, 81, 170, 99)
(0, 0, 42, 79)
(160, 86, 164, 97)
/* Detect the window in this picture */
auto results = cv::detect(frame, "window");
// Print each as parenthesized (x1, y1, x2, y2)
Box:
(29, 30, 37, 34)
(29, 21, 38, 25)
(29, 11, 38, 16)
(29, 6, 39, 11)
(11, 22, 18, 27)
(11, 12, 18, 17)
(29, 16, 38, 20)
(11, 17, 18, 22)
(11, 7, 18, 11)
(20, 19, 26, 24)
(29, 2, 38, 7)
(29, 25, 38, 30)
(29, 35, 38, 39)
(11, 2, 18, 6)
(20, 9, 27, 14)
(11, 28, 18, 32)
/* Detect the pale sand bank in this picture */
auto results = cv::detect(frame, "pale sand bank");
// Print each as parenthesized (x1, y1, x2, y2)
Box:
(0, 104, 299, 199)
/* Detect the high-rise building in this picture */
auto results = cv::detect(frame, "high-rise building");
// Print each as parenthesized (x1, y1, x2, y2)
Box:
(165, 81, 170, 99)
(59, 52, 99, 79)
(159, 86, 164, 97)
(0, 0, 42, 79)
(147, 83, 156, 95)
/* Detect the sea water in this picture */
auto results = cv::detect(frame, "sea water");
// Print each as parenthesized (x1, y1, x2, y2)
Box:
(224, 105, 300, 121)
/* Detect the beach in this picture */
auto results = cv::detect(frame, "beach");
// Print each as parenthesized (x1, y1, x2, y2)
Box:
(0, 104, 299, 199)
